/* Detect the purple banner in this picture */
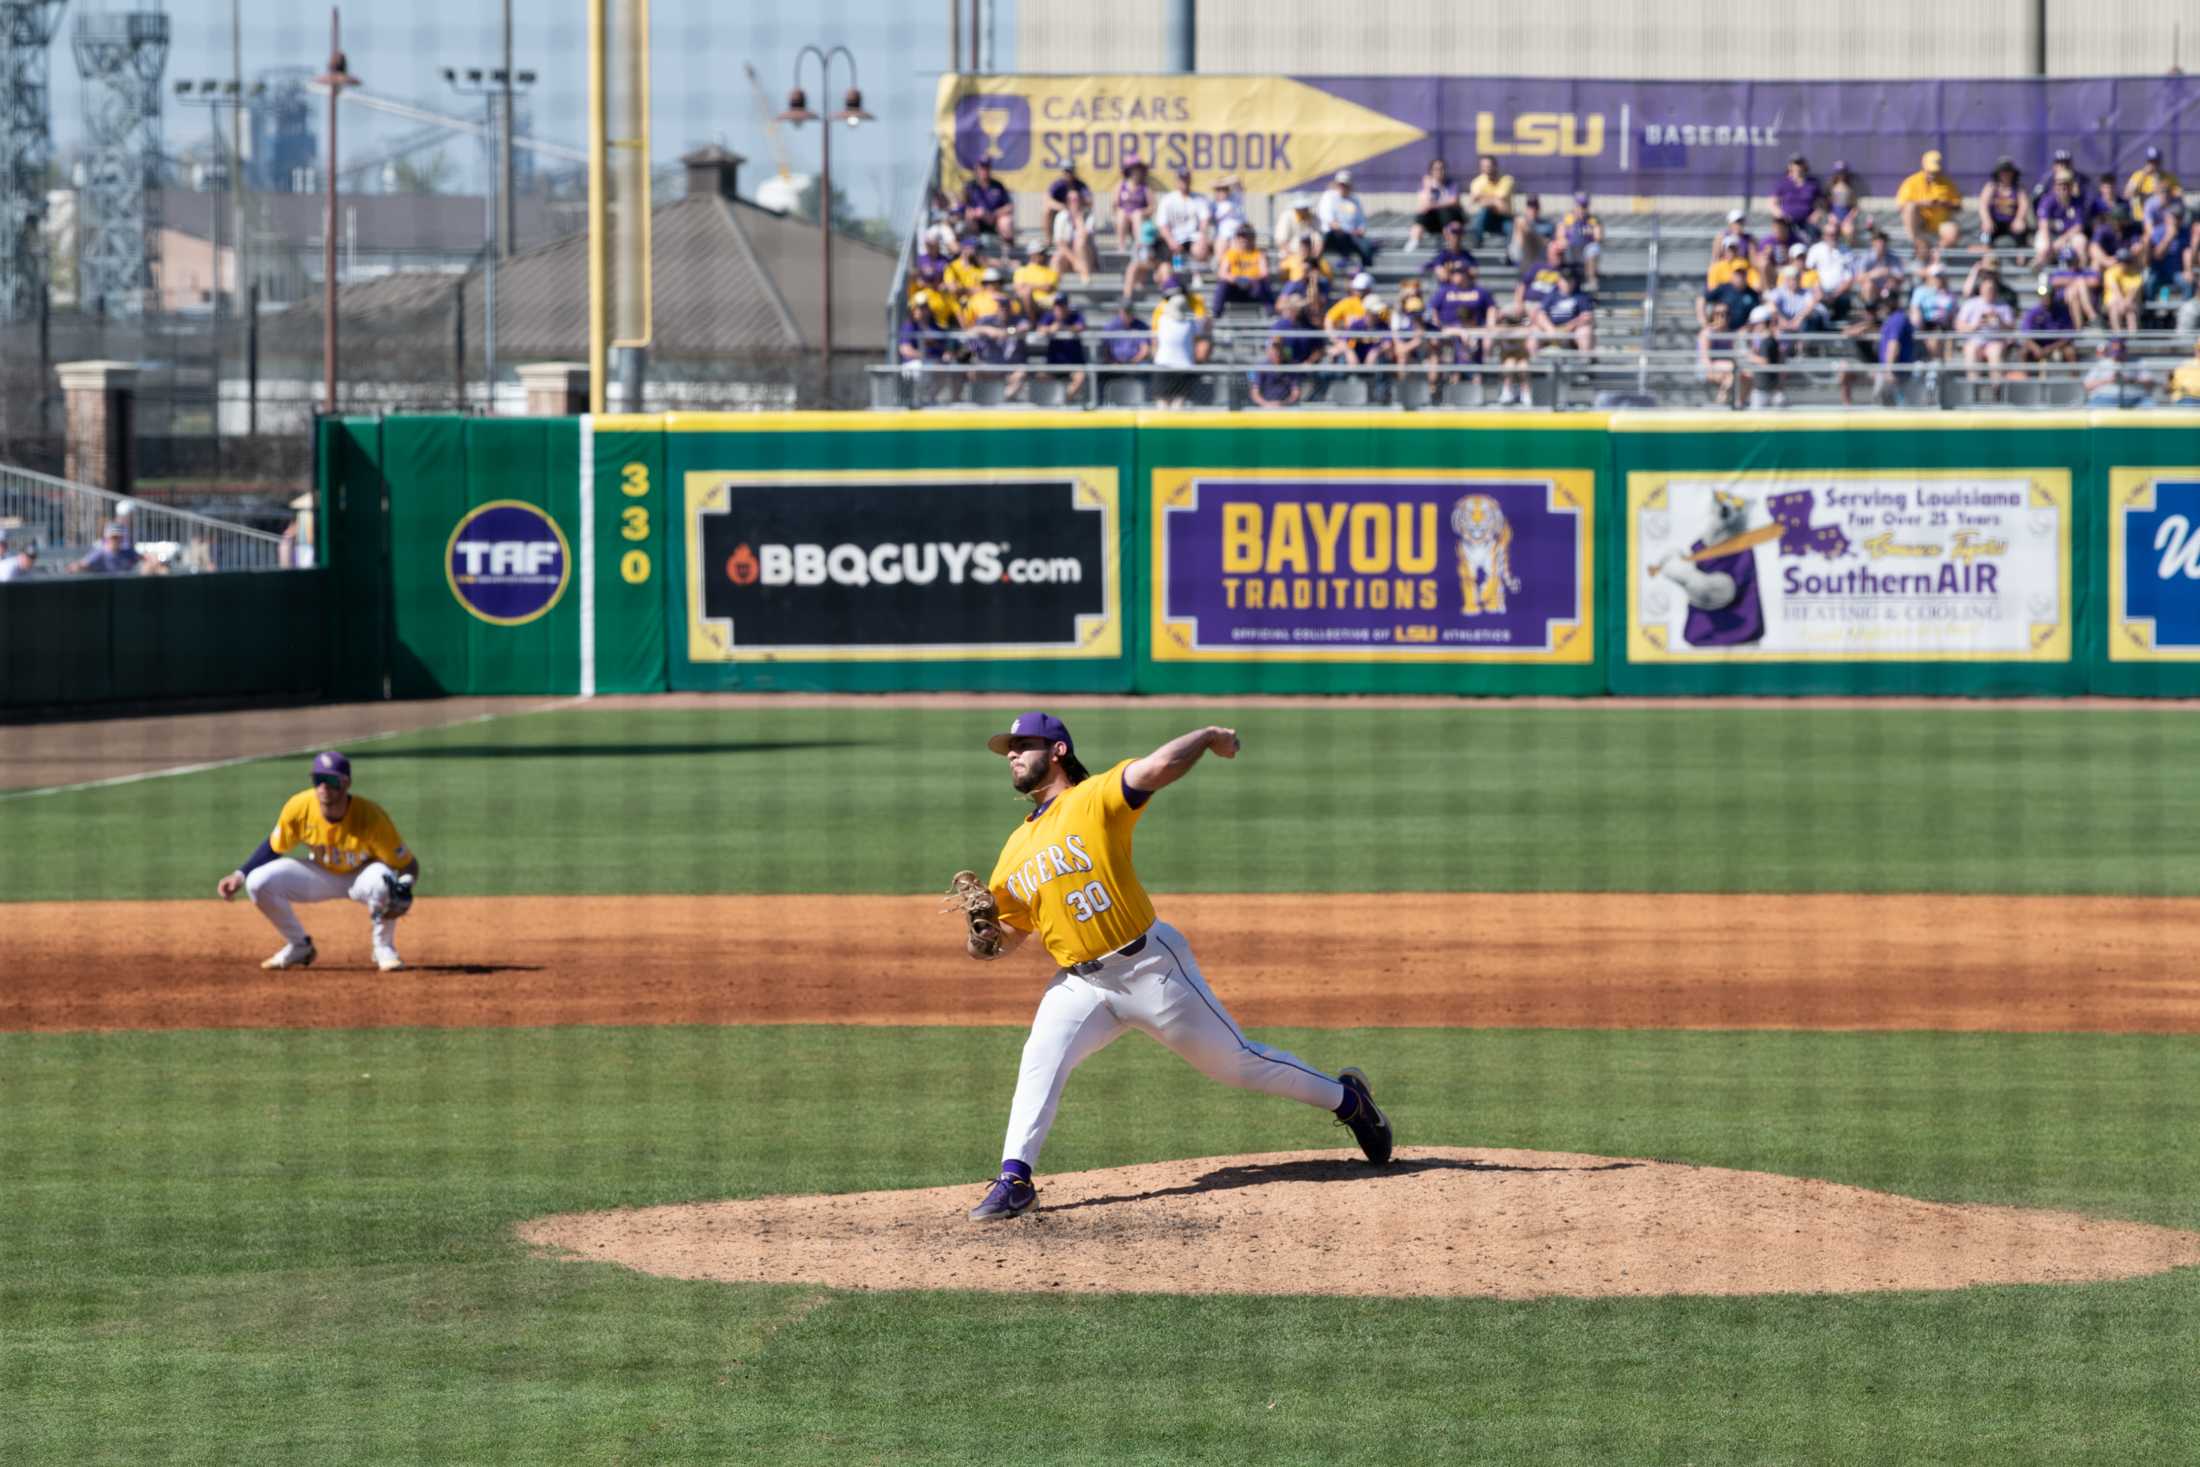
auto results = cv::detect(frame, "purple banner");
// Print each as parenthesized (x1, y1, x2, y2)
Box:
(1152, 473, 1593, 663)
(1301, 75, 2200, 203)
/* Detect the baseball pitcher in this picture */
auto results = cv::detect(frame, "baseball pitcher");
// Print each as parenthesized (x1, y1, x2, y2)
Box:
(949, 712, 1393, 1222)
(216, 751, 419, 972)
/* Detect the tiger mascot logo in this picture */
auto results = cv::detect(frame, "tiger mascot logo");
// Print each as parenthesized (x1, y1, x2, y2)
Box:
(1451, 493, 1521, 615)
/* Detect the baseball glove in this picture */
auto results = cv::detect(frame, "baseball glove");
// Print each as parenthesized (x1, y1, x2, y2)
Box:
(380, 871, 417, 918)
(944, 869, 1005, 960)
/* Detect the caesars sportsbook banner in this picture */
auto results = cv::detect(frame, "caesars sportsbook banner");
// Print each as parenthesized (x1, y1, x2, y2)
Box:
(1627, 473, 2072, 664)
(1151, 471, 1594, 664)
(683, 469, 1121, 662)
(2108, 469, 2200, 663)
(938, 74, 2200, 201)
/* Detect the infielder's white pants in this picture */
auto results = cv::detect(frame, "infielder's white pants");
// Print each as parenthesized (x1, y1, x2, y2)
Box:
(247, 857, 402, 951)
(1001, 920, 1347, 1168)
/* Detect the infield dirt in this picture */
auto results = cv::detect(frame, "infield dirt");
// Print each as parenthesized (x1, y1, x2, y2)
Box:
(7, 890, 2200, 1034)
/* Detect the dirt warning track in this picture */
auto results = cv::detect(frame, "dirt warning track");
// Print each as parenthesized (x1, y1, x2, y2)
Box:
(6, 892, 2200, 1034)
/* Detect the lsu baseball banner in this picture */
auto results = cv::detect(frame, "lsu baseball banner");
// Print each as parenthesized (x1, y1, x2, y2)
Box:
(2107, 469, 2200, 662)
(1151, 470, 1594, 663)
(684, 469, 1121, 662)
(1628, 472, 2072, 663)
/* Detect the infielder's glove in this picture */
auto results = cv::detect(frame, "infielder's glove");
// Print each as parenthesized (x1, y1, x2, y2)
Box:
(380, 871, 417, 918)
(944, 870, 1004, 960)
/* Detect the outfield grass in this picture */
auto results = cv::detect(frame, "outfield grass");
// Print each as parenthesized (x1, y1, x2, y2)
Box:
(5, 1024, 2197, 1464)
(7, 703, 2200, 901)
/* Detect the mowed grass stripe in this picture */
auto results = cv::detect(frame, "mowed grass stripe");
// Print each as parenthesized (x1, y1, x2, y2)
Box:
(2, 1024, 2196, 1464)
(2, 704, 2195, 901)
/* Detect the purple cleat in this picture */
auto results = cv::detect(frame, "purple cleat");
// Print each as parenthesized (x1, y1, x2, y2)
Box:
(968, 1171, 1037, 1221)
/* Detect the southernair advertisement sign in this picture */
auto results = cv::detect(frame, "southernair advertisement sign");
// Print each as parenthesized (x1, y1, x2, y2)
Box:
(1628, 472, 2071, 663)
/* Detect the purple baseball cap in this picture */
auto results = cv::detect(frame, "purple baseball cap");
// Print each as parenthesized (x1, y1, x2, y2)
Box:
(987, 712, 1073, 756)
(311, 750, 352, 781)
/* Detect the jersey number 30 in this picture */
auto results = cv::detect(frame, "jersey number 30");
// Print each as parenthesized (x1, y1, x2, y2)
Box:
(1062, 881, 1114, 922)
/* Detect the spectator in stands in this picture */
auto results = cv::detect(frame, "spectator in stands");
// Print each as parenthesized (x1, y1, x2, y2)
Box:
(2126, 146, 2181, 205)
(1420, 219, 1478, 280)
(1317, 169, 1378, 269)
(960, 267, 1026, 396)
(2143, 195, 2188, 302)
(1908, 262, 1958, 361)
(912, 228, 953, 298)
(1466, 155, 1516, 246)
(1700, 235, 1761, 328)
(1249, 333, 1305, 409)
(2086, 177, 2133, 265)
(71, 521, 139, 575)
(1741, 304, 1785, 408)
(2033, 148, 2086, 209)
(1977, 158, 2034, 249)
(0, 538, 33, 582)
(898, 292, 954, 400)
(1047, 170, 1098, 284)
(1265, 292, 1322, 400)
(179, 536, 216, 576)
(1769, 261, 1825, 336)
(1122, 218, 1167, 297)
(1699, 300, 1739, 406)
(1826, 161, 1868, 243)
(1013, 240, 1061, 316)
(1211, 176, 1249, 246)
(1431, 258, 1496, 390)
(1276, 196, 1322, 254)
(1035, 294, 1089, 401)
(1323, 271, 1379, 358)
(1386, 281, 1440, 390)
(1098, 300, 1153, 392)
(945, 234, 988, 299)
(1279, 233, 1335, 310)
(2084, 338, 2155, 407)
(2017, 275, 2078, 373)
(1803, 230, 1857, 321)
(1856, 229, 1903, 305)
(1516, 238, 1571, 323)
(1155, 170, 1215, 266)
(1837, 296, 1890, 406)
(2102, 246, 2148, 333)
(1770, 154, 1825, 239)
(1717, 207, 1755, 257)
(1210, 222, 1274, 320)
(1410, 159, 1468, 250)
(2035, 174, 2086, 267)
(1045, 165, 1094, 256)
(1114, 159, 1154, 250)
(2169, 338, 2200, 404)
(1959, 252, 2005, 301)
(1877, 290, 1922, 404)
(1149, 274, 1213, 370)
(961, 160, 1014, 240)
(1895, 150, 1963, 257)
(1956, 271, 2018, 401)
(2047, 245, 2102, 329)
(1151, 288, 1202, 408)
(1533, 268, 1597, 354)
(1750, 217, 1799, 283)
(1509, 194, 1553, 267)
(1560, 193, 1604, 290)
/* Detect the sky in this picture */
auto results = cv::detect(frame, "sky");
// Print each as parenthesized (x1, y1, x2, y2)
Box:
(40, 0, 1020, 225)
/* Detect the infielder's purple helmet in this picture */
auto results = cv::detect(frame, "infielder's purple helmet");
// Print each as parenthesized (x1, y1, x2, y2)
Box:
(987, 712, 1073, 756)
(311, 750, 353, 781)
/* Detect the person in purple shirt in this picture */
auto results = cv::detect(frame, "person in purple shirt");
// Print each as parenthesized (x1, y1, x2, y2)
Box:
(2017, 275, 2078, 369)
(2083, 177, 2130, 247)
(1113, 159, 1153, 250)
(1430, 258, 1494, 371)
(2144, 195, 2188, 298)
(1044, 166, 1092, 244)
(1419, 219, 1478, 279)
(1098, 301, 1152, 374)
(1769, 154, 1825, 238)
(2034, 176, 2085, 266)
(961, 160, 1014, 239)
(1977, 157, 2033, 248)
(1034, 296, 1089, 399)
(71, 522, 141, 575)
(1877, 299, 1921, 403)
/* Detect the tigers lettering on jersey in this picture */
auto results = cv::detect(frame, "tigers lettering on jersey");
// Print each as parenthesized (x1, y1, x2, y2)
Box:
(987, 759, 1159, 968)
(272, 791, 409, 876)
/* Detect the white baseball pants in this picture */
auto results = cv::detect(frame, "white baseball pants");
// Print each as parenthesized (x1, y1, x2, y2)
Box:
(1000, 920, 1348, 1169)
(247, 857, 402, 951)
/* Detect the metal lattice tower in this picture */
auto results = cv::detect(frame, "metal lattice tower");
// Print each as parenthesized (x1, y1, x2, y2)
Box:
(0, 1, 65, 322)
(73, 7, 165, 317)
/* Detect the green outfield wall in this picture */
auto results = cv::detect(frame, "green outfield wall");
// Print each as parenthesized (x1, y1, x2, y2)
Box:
(316, 409, 2200, 699)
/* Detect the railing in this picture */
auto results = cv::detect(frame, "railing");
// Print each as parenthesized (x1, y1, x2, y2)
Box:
(0, 461, 295, 578)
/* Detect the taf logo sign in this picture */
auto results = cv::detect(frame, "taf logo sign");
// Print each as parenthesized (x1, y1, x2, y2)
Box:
(446, 499, 570, 626)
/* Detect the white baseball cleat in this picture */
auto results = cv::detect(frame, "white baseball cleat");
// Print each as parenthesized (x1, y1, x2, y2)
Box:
(260, 939, 317, 971)
(372, 948, 406, 973)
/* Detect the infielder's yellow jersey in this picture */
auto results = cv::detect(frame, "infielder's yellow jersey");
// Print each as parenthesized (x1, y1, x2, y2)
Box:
(987, 759, 1158, 968)
(272, 791, 411, 876)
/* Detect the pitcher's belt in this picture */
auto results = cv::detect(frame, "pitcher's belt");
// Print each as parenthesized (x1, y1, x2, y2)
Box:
(1066, 933, 1148, 977)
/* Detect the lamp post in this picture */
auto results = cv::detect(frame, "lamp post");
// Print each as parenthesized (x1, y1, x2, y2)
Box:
(776, 46, 872, 387)
(314, 9, 358, 414)
(444, 64, 537, 411)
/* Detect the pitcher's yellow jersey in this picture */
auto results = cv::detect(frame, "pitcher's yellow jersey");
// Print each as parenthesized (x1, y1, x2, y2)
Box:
(272, 791, 410, 877)
(987, 759, 1158, 967)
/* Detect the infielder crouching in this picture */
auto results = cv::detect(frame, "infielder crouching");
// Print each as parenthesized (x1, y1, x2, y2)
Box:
(216, 751, 419, 972)
(951, 713, 1393, 1222)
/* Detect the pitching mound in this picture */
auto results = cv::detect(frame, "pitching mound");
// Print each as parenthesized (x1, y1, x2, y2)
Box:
(517, 1148, 2200, 1299)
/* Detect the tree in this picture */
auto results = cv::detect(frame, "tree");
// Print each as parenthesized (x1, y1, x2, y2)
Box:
(390, 149, 456, 196)
(791, 176, 896, 250)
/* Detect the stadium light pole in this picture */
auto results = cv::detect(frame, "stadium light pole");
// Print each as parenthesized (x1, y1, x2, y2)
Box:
(315, 9, 359, 415)
(778, 47, 873, 388)
(444, 64, 538, 409)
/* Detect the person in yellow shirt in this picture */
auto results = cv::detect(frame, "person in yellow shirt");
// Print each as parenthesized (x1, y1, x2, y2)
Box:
(958, 712, 1394, 1221)
(1278, 234, 1334, 308)
(217, 751, 419, 972)
(1705, 235, 1761, 291)
(1466, 153, 1516, 244)
(2170, 338, 2200, 403)
(2102, 247, 2148, 332)
(1895, 149, 1964, 256)
(2126, 146, 2182, 203)
(1011, 241, 1060, 313)
(1209, 222, 1274, 318)
(942, 235, 989, 299)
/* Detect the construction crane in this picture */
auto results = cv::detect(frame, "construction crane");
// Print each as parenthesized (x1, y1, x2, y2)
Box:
(743, 61, 809, 214)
